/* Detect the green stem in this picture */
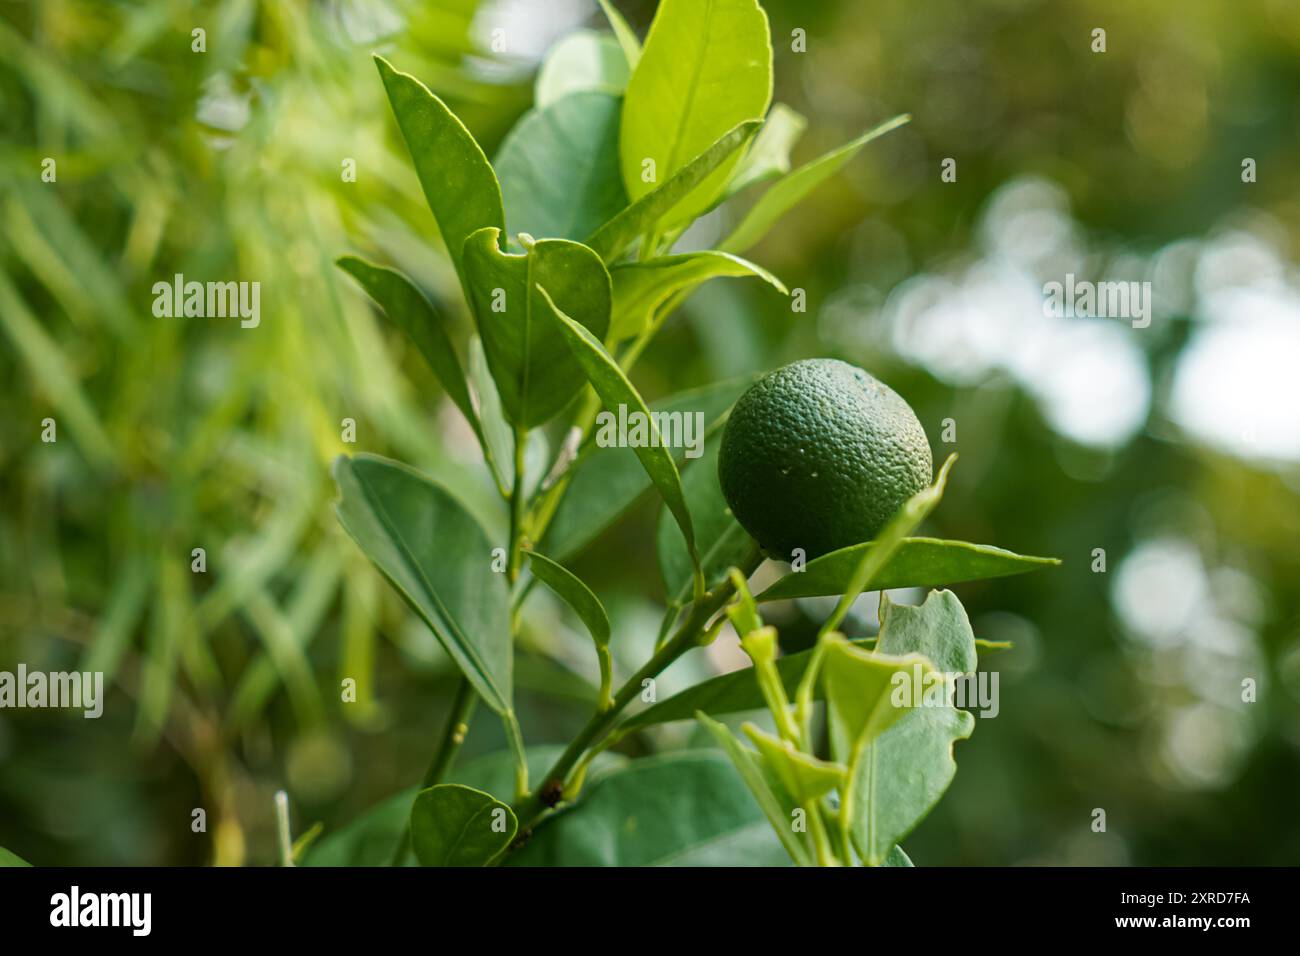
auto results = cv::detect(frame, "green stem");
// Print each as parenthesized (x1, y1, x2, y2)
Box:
(500, 426, 535, 801)
(793, 640, 827, 748)
(595, 644, 614, 713)
(836, 796, 855, 866)
(806, 800, 838, 866)
(388, 677, 479, 866)
(504, 711, 530, 800)
(274, 790, 294, 867)
(507, 425, 528, 584)
(654, 601, 682, 651)
(524, 391, 602, 544)
(510, 551, 761, 836)
(639, 228, 661, 262)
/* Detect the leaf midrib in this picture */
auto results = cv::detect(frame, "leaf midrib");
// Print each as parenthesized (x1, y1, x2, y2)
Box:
(662, 0, 717, 180)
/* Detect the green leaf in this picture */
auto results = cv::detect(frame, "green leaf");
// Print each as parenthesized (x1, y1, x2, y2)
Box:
(462, 229, 612, 428)
(524, 551, 610, 648)
(332, 454, 512, 714)
(758, 537, 1060, 603)
(850, 590, 977, 866)
(467, 335, 514, 487)
(698, 713, 813, 866)
(821, 638, 933, 763)
(0, 847, 31, 867)
(507, 751, 789, 866)
(656, 430, 756, 605)
(335, 255, 488, 455)
(495, 91, 627, 242)
(537, 285, 700, 584)
(725, 103, 807, 198)
(588, 119, 762, 262)
(878, 589, 978, 674)
(620, 0, 773, 225)
(853, 707, 973, 866)
(885, 845, 914, 866)
(821, 454, 955, 636)
(598, 0, 641, 68)
(525, 550, 613, 708)
(534, 31, 630, 107)
(543, 377, 755, 562)
(721, 114, 910, 255)
(742, 723, 845, 802)
(617, 636, 874, 733)
(609, 250, 786, 342)
(374, 56, 504, 294)
(410, 784, 517, 866)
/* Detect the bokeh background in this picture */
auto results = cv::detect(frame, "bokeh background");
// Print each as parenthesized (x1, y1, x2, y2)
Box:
(2, 0, 1298, 866)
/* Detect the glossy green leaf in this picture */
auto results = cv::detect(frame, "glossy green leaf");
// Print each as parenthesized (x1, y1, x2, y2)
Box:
(507, 751, 788, 866)
(0, 847, 31, 867)
(525, 550, 612, 707)
(742, 723, 845, 802)
(699, 713, 812, 866)
(822, 638, 934, 763)
(333, 454, 512, 714)
(656, 431, 756, 604)
(850, 590, 977, 866)
(725, 102, 807, 198)
(588, 119, 761, 262)
(467, 335, 515, 487)
(495, 91, 627, 242)
(721, 114, 910, 255)
(609, 250, 786, 342)
(374, 56, 504, 293)
(543, 377, 755, 562)
(524, 551, 610, 647)
(620, 0, 773, 224)
(335, 256, 487, 453)
(410, 784, 517, 866)
(758, 537, 1060, 602)
(598, 0, 641, 68)
(537, 285, 699, 582)
(462, 229, 612, 428)
(821, 454, 955, 636)
(617, 636, 874, 733)
(534, 31, 630, 107)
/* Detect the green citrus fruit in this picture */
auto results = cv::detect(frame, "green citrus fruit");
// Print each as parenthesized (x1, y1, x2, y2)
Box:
(718, 359, 933, 560)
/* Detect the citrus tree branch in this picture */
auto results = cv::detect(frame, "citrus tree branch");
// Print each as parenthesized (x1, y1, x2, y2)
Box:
(388, 676, 479, 865)
(509, 544, 763, 838)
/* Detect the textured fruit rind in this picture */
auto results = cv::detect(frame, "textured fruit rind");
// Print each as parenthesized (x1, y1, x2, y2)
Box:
(718, 359, 932, 560)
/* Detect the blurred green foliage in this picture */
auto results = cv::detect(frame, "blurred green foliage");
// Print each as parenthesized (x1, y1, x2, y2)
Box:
(2, 0, 1298, 865)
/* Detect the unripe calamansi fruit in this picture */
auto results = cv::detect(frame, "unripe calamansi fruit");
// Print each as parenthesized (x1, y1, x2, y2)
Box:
(718, 359, 933, 561)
